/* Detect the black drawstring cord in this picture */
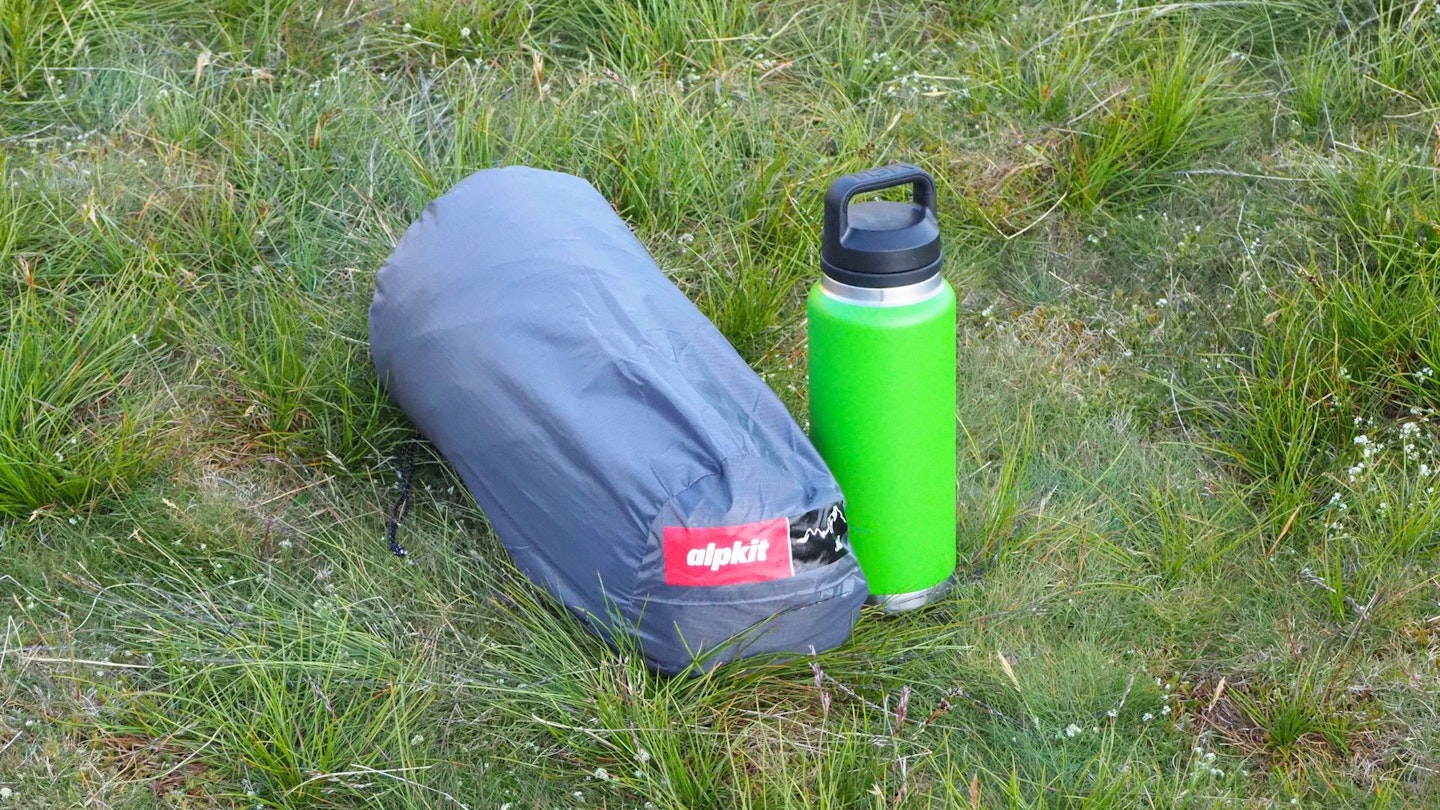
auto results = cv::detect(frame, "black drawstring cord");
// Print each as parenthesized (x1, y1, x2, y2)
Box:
(386, 435, 419, 558)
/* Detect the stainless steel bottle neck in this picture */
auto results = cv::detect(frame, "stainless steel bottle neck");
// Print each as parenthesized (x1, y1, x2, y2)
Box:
(819, 273, 945, 307)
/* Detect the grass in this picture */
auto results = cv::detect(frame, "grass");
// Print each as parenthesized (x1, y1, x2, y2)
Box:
(3, 0, 1440, 806)
(0, 275, 175, 517)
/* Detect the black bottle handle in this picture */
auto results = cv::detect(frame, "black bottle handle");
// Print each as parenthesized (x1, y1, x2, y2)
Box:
(822, 163, 937, 246)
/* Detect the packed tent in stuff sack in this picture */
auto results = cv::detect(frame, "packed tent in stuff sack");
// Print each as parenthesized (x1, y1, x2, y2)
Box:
(369, 166, 868, 674)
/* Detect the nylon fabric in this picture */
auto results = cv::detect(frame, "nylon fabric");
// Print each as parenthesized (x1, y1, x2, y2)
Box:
(369, 166, 867, 674)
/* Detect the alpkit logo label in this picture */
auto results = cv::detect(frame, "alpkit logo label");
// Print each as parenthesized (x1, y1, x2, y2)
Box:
(663, 517, 793, 587)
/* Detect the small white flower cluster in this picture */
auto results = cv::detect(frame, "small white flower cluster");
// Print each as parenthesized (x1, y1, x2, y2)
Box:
(673, 71, 703, 93)
(863, 50, 899, 72)
(1326, 413, 1440, 548)
(1189, 747, 1225, 780)
(1349, 433, 1385, 481)
(883, 72, 967, 102)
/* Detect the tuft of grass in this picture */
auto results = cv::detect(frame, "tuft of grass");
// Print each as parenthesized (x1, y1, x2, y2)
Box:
(1121, 484, 1254, 588)
(1365, 14, 1440, 110)
(693, 228, 812, 364)
(966, 406, 1036, 564)
(189, 273, 405, 467)
(0, 281, 174, 518)
(0, 0, 60, 97)
(539, 0, 756, 76)
(93, 585, 435, 808)
(204, 0, 340, 73)
(1184, 281, 1355, 532)
(1312, 145, 1440, 271)
(988, 4, 1120, 124)
(981, 756, 1190, 809)
(1220, 665, 1383, 775)
(1053, 27, 1236, 214)
(391, 0, 536, 65)
(1289, 37, 1365, 138)
(783, 1, 923, 106)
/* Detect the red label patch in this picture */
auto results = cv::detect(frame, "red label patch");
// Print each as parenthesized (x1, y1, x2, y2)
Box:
(663, 517, 793, 587)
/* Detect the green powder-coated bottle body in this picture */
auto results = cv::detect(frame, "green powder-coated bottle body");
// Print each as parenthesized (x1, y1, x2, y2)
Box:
(807, 281, 957, 599)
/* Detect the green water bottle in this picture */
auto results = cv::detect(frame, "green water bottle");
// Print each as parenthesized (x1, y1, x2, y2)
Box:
(807, 164, 957, 611)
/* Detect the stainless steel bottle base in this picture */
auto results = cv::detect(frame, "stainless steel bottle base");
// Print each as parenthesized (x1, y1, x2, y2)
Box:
(866, 575, 955, 613)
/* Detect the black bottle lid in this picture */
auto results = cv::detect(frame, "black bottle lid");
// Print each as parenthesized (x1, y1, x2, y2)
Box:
(821, 164, 942, 289)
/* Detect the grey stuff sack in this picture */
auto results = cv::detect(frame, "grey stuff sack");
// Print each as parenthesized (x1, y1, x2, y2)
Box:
(369, 166, 867, 675)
